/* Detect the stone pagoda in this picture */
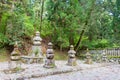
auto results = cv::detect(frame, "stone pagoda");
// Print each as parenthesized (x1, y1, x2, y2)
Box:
(43, 42, 56, 68)
(10, 42, 21, 68)
(67, 45, 77, 66)
(85, 48, 92, 64)
(101, 50, 108, 62)
(31, 31, 43, 57)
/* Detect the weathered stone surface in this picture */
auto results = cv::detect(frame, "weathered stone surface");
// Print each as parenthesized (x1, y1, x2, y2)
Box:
(21, 31, 43, 64)
(11, 42, 21, 61)
(10, 42, 21, 69)
(30, 65, 120, 80)
(31, 31, 43, 57)
(43, 42, 56, 68)
(67, 45, 77, 66)
(85, 49, 92, 64)
(101, 50, 108, 62)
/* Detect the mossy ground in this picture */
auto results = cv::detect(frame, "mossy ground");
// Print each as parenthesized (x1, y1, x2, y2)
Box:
(0, 48, 68, 62)
(54, 50, 68, 60)
(0, 48, 10, 62)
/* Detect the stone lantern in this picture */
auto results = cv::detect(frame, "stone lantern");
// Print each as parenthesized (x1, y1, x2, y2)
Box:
(67, 45, 77, 66)
(43, 42, 55, 68)
(101, 50, 107, 62)
(10, 42, 21, 69)
(31, 31, 43, 57)
(85, 48, 92, 64)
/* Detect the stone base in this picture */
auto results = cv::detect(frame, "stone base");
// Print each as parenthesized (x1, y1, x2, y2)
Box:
(9, 61, 21, 69)
(21, 56, 43, 64)
(43, 64, 56, 68)
(4, 67, 24, 74)
(43, 59, 56, 68)
(67, 58, 77, 66)
(85, 59, 92, 64)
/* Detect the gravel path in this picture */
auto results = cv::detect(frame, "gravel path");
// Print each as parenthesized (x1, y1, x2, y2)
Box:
(0, 60, 119, 80)
(30, 65, 120, 80)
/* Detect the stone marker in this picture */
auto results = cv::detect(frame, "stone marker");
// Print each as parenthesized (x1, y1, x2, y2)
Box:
(10, 41, 21, 69)
(101, 49, 108, 62)
(31, 31, 43, 57)
(85, 48, 92, 64)
(67, 45, 77, 66)
(21, 31, 43, 64)
(43, 42, 56, 68)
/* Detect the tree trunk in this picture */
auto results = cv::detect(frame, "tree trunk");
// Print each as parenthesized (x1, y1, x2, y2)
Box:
(69, 33, 74, 45)
(75, 0, 96, 52)
(40, 0, 45, 33)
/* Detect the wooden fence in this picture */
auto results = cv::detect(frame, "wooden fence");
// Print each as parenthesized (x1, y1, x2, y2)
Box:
(105, 49, 120, 57)
(79, 48, 120, 59)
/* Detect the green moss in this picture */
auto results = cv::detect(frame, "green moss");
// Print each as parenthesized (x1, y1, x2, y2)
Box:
(54, 50, 67, 60)
(108, 56, 120, 59)
(73, 61, 77, 66)
(0, 48, 9, 62)
(14, 67, 22, 71)
(35, 49, 39, 56)
(50, 63, 56, 67)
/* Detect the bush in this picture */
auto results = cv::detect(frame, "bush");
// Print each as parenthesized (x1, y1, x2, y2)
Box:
(81, 38, 110, 49)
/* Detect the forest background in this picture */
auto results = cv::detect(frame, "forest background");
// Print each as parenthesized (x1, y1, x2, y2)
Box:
(0, 0, 120, 59)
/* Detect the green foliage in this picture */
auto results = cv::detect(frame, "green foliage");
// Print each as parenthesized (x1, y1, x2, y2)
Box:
(81, 39, 110, 49)
(0, 13, 9, 34)
(0, 13, 10, 48)
(41, 20, 53, 37)
(0, 0, 120, 51)
(46, 0, 86, 49)
(6, 13, 34, 46)
(0, 33, 8, 48)
(0, 1, 35, 48)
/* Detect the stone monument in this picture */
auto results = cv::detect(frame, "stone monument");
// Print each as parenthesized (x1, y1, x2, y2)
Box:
(43, 42, 55, 68)
(31, 31, 43, 57)
(67, 45, 77, 66)
(10, 42, 21, 69)
(85, 48, 92, 64)
(21, 31, 43, 64)
(101, 50, 108, 62)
